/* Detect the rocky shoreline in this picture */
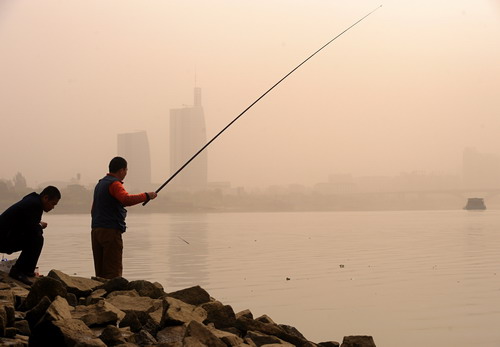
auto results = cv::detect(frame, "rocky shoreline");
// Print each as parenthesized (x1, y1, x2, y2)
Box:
(0, 269, 376, 347)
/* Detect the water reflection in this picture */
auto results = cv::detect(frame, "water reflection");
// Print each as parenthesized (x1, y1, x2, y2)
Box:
(123, 213, 209, 291)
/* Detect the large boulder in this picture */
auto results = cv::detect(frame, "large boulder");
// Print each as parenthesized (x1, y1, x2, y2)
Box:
(100, 277, 129, 293)
(13, 319, 30, 336)
(167, 285, 211, 306)
(48, 270, 103, 297)
(106, 294, 162, 315)
(245, 330, 294, 346)
(71, 300, 125, 327)
(85, 288, 107, 305)
(0, 302, 14, 327)
(25, 296, 52, 328)
(107, 294, 165, 334)
(22, 277, 67, 311)
(39, 296, 73, 323)
(201, 300, 236, 329)
(235, 316, 308, 346)
(163, 296, 207, 326)
(127, 280, 165, 299)
(98, 325, 133, 346)
(184, 320, 226, 347)
(30, 318, 106, 347)
(0, 289, 15, 307)
(156, 325, 186, 344)
(206, 324, 246, 346)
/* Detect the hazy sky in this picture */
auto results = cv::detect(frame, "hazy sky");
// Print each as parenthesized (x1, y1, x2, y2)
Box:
(1, 0, 499, 189)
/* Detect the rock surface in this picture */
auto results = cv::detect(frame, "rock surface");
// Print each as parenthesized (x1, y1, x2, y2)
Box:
(0, 269, 377, 346)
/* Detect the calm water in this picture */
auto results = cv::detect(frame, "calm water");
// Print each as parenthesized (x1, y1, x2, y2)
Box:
(8, 210, 500, 346)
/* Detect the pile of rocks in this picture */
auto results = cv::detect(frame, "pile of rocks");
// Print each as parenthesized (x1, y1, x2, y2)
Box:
(0, 269, 376, 346)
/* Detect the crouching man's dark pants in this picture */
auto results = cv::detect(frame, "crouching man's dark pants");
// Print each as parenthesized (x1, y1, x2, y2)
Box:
(0, 228, 44, 275)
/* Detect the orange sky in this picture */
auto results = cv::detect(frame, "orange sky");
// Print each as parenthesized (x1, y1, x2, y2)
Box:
(0, 0, 499, 189)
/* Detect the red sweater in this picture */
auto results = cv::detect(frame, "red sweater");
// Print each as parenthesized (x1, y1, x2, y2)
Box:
(107, 174, 147, 206)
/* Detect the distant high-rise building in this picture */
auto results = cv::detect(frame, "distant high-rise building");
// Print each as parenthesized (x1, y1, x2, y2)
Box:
(169, 87, 208, 190)
(117, 131, 152, 191)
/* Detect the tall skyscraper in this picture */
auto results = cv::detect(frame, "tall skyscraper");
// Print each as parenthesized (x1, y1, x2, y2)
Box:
(169, 87, 208, 190)
(117, 131, 152, 191)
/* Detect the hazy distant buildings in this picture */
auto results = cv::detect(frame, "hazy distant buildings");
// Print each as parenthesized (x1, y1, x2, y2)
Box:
(463, 147, 500, 189)
(117, 131, 152, 191)
(169, 87, 208, 191)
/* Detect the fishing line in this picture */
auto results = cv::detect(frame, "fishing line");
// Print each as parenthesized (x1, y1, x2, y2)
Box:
(144, 5, 382, 205)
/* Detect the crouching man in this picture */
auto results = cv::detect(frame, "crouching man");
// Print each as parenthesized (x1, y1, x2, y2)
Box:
(0, 186, 61, 285)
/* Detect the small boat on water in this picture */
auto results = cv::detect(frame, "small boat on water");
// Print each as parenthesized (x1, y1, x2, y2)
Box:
(464, 198, 486, 210)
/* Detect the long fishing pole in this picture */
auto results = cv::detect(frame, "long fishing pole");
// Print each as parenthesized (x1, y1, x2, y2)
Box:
(144, 5, 382, 206)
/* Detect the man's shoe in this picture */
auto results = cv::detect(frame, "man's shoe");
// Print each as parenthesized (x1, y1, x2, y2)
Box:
(9, 268, 33, 286)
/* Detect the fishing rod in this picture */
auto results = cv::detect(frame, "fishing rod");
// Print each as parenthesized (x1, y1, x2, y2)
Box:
(144, 5, 382, 206)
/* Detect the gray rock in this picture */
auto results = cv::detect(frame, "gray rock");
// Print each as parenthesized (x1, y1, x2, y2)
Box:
(235, 316, 308, 347)
(255, 314, 275, 325)
(13, 320, 30, 336)
(0, 335, 28, 346)
(40, 295, 73, 323)
(127, 280, 165, 299)
(71, 300, 125, 327)
(106, 294, 162, 316)
(156, 325, 186, 344)
(48, 270, 103, 297)
(66, 293, 78, 307)
(101, 277, 129, 293)
(163, 296, 207, 326)
(134, 329, 157, 345)
(184, 320, 226, 347)
(236, 309, 254, 320)
(31, 318, 106, 347)
(0, 289, 15, 307)
(167, 285, 211, 306)
(245, 330, 287, 346)
(25, 296, 52, 328)
(22, 276, 67, 311)
(85, 288, 107, 305)
(0, 303, 15, 327)
(279, 324, 307, 340)
(201, 300, 236, 329)
(340, 336, 376, 347)
(206, 324, 245, 346)
(119, 311, 142, 333)
(98, 325, 129, 346)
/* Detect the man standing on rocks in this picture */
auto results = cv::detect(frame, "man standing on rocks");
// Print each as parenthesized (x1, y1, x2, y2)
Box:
(91, 156, 157, 279)
(0, 186, 61, 285)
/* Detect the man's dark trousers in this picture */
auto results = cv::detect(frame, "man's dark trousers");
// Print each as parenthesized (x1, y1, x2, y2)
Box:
(0, 228, 44, 274)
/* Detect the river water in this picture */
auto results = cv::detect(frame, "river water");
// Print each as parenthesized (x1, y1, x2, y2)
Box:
(6, 210, 500, 346)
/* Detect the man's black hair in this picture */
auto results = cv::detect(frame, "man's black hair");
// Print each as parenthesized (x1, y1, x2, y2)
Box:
(40, 186, 61, 200)
(109, 156, 127, 173)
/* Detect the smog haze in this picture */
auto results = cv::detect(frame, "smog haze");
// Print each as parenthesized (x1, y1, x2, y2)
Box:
(1, 0, 499, 190)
